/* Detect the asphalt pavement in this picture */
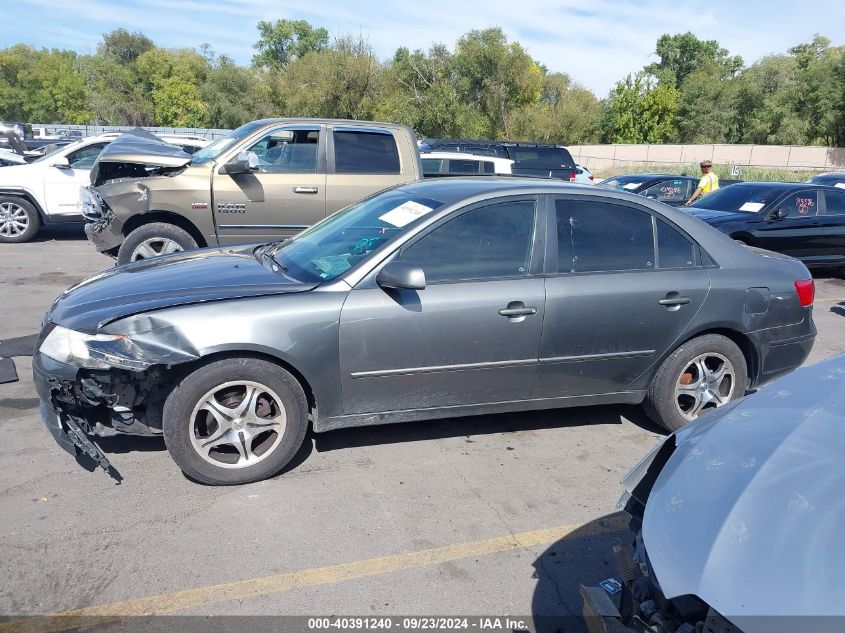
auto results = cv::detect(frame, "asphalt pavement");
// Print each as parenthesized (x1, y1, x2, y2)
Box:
(1, 224, 844, 631)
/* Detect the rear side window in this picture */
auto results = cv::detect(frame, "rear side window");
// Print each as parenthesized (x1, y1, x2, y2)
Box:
(401, 200, 535, 282)
(334, 130, 400, 174)
(656, 219, 696, 268)
(448, 159, 483, 174)
(555, 199, 654, 273)
(823, 190, 845, 216)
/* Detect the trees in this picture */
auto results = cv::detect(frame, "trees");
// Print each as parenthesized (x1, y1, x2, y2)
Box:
(601, 73, 679, 143)
(645, 32, 742, 88)
(252, 19, 329, 70)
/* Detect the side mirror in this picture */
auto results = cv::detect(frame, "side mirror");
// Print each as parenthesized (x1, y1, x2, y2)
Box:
(377, 261, 426, 291)
(769, 208, 789, 220)
(50, 156, 70, 169)
(223, 151, 259, 175)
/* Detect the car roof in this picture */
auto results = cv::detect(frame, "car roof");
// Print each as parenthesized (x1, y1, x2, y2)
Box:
(420, 152, 514, 164)
(606, 173, 694, 180)
(395, 177, 592, 204)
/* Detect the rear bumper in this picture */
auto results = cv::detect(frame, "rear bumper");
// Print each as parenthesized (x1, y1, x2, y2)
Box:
(747, 316, 816, 387)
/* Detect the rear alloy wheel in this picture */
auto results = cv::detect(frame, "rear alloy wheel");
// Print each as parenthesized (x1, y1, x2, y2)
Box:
(163, 357, 308, 485)
(117, 222, 197, 265)
(645, 334, 748, 432)
(0, 197, 40, 243)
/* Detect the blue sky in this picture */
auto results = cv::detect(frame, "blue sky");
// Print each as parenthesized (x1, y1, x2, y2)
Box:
(4, 0, 844, 96)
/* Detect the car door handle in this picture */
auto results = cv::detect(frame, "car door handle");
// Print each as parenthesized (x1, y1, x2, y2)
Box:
(293, 186, 319, 194)
(659, 295, 691, 306)
(498, 305, 537, 317)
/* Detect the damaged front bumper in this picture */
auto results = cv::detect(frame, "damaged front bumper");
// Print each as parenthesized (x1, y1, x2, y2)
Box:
(84, 205, 124, 253)
(32, 349, 176, 479)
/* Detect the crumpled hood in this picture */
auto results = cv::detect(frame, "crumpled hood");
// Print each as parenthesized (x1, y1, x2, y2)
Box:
(683, 206, 751, 224)
(89, 129, 192, 185)
(47, 245, 316, 332)
(643, 355, 845, 629)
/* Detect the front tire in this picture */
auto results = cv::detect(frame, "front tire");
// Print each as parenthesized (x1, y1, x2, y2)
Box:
(163, 357, 309, 485)
(117, 222, 197, 265)
(645, 334, 748, 432)
(0, 196, 40, 243)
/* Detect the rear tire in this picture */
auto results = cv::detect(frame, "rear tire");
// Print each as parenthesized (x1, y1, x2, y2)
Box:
(0, 196, 40, 243)
(163, 357, 308, 485)
(645, 334, 748, 432)
(117, 222, 197, 265)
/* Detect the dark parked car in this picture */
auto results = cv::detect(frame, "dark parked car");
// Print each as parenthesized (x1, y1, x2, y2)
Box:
(585, 354, 845, 633)
(809, 171, 845, 188)
(419, 139, 578, 180)
(33, 179, 815, 484)
(684, 181, 845, 272)
(598, 174, 701, 206)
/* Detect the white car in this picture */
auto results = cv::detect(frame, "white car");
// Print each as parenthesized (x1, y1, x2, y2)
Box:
(573, 163, 595, 184)
(420, 151, 515, 176)
(0, 132, 209, 243)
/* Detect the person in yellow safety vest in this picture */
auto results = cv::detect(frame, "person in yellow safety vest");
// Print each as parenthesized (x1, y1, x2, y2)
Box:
(684, 160, 719, 206)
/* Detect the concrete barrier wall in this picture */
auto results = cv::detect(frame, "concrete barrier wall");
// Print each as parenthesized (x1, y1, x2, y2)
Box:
(570, 143, 845, 173)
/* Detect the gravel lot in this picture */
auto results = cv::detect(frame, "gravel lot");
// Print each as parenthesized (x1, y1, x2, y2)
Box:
(2, 225, 844, 630)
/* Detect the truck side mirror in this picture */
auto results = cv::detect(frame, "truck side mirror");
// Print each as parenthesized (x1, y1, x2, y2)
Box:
(50, 156, 71, 169)
(223, 151, 259, 175)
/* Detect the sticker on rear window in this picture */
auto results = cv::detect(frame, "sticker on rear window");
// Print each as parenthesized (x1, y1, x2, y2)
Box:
(379, 201, 435, 227)
(623, 183, 641, 190)
(739, 202, 765, 212)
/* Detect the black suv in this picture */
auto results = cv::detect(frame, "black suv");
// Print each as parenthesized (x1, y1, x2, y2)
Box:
(419, 139, 578, 180)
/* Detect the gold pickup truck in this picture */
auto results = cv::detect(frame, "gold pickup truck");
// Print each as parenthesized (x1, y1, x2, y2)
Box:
(82, 119, 422, 264)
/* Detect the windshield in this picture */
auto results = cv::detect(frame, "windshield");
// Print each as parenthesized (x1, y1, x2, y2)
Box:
(33, 139, 86, 163)
(691, 184, 785, 212)
(191, 120, 268, 164)
(598, 175, 651, 191)
(268, 189, 444, 283)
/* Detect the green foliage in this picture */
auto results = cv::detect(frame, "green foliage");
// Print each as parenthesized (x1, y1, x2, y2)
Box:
(0, 24, 842, 152)
(601, 72, 679, 143)
(252, 19, 329, 70)
(599, 161, 820, 183)
(646, 32, 743, 88)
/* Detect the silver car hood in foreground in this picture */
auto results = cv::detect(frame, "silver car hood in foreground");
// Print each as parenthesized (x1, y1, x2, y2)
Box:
(643, 354, 845, 631)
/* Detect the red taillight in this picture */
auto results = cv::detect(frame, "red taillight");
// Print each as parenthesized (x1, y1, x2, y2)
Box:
(794, 279, 815, 307)
(569, 172, 577, 181)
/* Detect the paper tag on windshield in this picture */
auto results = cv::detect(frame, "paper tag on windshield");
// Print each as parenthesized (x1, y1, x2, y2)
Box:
(835, 183, 845, 189)
(623, 183, 641, 190)
(379, 201, 434, 227)
(739, 202, 765, 212)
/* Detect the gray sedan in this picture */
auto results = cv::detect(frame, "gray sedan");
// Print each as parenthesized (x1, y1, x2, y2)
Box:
(33, 179, 816, 484)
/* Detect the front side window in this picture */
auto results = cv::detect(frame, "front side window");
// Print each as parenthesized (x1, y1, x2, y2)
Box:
(448, 159, 483, 174)
(778, 190, 819, 217)
(642, 179, 692, 203)
(67, 143, 108, 169)
(246, 128, 319, 173)
(400, 200, 536, 283)
(334, 130, 400, 174)
(556, 199, 654, 273)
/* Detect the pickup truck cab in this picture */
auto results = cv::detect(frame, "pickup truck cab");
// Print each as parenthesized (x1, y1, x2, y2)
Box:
(83, 118, 422, 264)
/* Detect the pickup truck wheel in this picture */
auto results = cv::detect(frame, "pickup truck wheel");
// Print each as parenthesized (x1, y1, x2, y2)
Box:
(644, 334, 748, 432)
(0, 196, 40, 243)
(118, 222, 197, 265)
(163, 357, 309, 485)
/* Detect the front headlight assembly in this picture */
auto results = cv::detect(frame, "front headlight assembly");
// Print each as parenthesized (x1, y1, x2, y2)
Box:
(79, 186, 103, 221)
(39, 325, 146, 370)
